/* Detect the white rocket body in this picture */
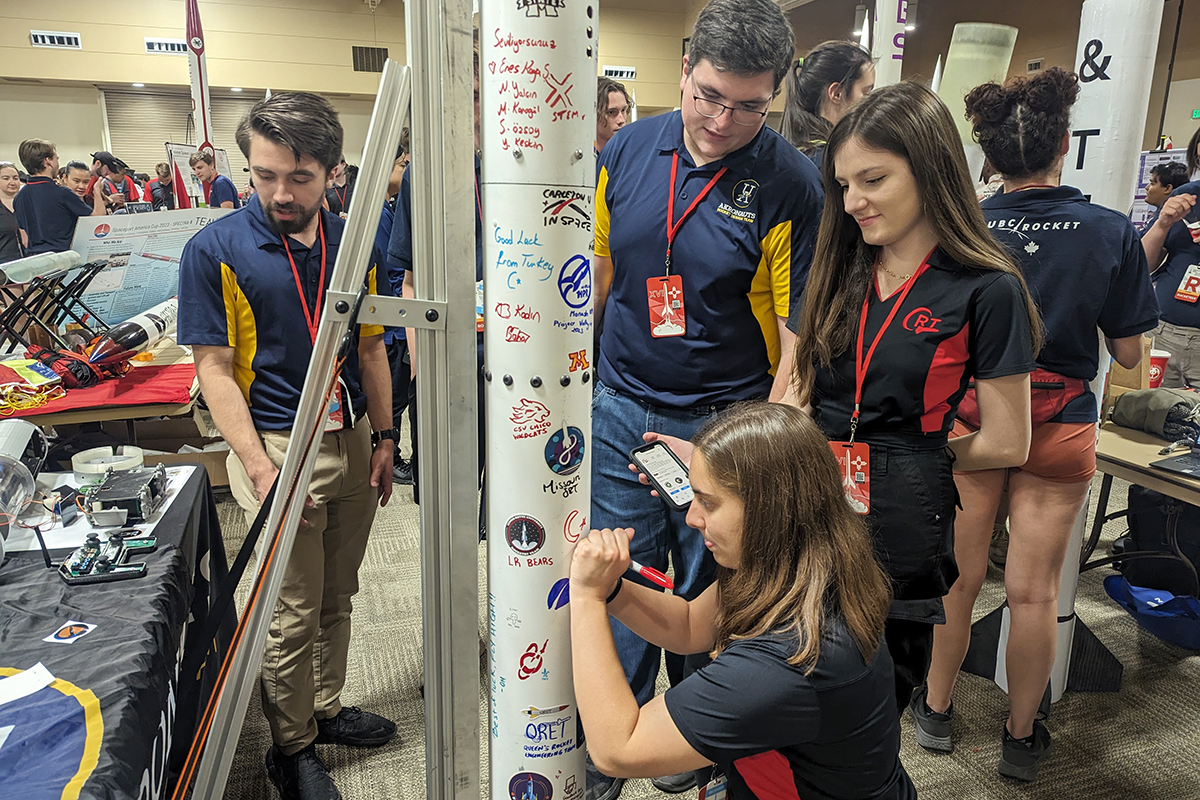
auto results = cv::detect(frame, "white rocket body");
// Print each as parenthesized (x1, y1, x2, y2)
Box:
(872, 0, 909, 87)
(481, 1, 595, 798)
(88, 297, 178, 365)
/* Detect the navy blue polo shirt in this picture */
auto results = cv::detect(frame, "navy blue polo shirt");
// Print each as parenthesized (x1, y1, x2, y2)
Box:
(13, 176, 93, 254)
(1143, 180, 1200, 329)
(984, 186, 1159, 422)
(387, 156, 484, 340)
(596, 111, 823, 408)
(177, 195, 385, 430)
(207, 174, 241, 209)
(388, 156, 483, 282)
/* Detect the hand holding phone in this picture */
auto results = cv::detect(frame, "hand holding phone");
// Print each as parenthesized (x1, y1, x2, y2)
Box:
(630, 440, 693, 511)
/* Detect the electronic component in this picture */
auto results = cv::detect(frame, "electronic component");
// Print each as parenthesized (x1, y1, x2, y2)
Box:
(82, 463, 168, 527)
(58, 529, 157, 585)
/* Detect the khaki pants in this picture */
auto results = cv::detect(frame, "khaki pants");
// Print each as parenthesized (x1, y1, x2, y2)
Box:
(228, 423, 377, 754)
(1153, 321, 1200, 389)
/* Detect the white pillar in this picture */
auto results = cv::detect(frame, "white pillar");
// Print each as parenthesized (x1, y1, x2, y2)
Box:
(871, 0, 908, 87)
(1062, 0, 1164, 213)
(481, 2, 595, 798)
(936, 23, 1018, 186)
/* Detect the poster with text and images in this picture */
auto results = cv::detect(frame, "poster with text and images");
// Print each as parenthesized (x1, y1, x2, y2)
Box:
(69, 208, 228, 325)
(166, 142, 236, 208)
(1130, 150, 1188, 230)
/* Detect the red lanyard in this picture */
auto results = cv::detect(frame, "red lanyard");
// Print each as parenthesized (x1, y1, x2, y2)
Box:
(1010, 183, 1056, 192)
(282, 217, 328, 344)
(850, 254, 933, 442)
(665, 152, 727, 274)
(333, 184, 347, 208)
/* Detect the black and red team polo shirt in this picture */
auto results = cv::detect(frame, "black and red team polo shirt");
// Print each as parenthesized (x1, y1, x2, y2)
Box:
(794, 247, 1036, 447)
(664, 623, 916, 800)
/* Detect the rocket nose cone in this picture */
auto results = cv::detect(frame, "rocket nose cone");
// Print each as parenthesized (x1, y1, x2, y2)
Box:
(87, 337, 127, 365)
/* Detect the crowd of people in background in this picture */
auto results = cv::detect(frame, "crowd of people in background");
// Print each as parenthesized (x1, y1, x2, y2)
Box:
(0, 138, 365, 269)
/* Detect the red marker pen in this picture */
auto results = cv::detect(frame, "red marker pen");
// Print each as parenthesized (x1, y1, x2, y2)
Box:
(629, 559, 674, 590)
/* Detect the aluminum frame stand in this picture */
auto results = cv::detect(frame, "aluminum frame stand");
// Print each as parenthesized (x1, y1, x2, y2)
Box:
(405, 0, 483, 798)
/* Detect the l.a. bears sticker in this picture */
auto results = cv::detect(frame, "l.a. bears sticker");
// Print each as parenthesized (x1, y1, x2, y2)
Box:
(43, 621, 97, 645)
(506, 515, 546, 556)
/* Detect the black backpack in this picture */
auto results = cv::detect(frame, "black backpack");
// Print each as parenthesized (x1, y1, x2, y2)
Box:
(1121, 485, 1200, 597)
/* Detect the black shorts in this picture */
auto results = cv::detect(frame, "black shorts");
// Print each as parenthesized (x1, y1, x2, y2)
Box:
(864, 443, 959, 624)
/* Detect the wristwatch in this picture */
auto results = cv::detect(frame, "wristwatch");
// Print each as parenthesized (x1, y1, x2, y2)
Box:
(371, 427, 399, 447)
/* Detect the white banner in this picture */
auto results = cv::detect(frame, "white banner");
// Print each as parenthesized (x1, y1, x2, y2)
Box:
(69, 208, 227, 324)
(871, 0, 908, 87)
(1063, 0, 1164, 213)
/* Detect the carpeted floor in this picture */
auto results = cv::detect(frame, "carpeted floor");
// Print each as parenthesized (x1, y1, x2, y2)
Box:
(216, 462, 1200, 800)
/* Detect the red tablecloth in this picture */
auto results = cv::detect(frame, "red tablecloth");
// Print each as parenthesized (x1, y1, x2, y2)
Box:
(10, 362, 196, 416)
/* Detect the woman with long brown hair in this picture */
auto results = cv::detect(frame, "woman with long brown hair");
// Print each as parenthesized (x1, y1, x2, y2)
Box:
(571, 403, 914, 800)
(787, 81, 1042, 715)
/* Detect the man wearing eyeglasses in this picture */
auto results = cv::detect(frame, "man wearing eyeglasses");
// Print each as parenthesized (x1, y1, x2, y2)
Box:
(595, 77, 631, 156)
(586, 1, 823, 799)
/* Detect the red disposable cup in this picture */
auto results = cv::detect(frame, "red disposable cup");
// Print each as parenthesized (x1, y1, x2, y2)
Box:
(1149, 349, 1170, 388)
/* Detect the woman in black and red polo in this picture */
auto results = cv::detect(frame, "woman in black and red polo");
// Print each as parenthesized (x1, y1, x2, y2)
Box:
(788, 82, 1041, 725)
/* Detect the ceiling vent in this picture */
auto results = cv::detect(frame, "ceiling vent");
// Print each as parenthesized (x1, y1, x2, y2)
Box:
(352, 46, 388, 73)
(1027, 58, 1043, 74)
(145, 37, 188, 55)
(602, 66, 636, 81)
(31, 30, 82, 49)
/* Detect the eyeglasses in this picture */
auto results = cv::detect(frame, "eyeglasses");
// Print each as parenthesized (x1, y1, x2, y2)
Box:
(690, 77, 769, 127)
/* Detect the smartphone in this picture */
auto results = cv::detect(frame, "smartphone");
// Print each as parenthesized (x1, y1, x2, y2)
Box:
(630, 441, 693, 511)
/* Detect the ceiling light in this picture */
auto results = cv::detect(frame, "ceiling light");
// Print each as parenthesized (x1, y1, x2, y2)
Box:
(231, 87, 243, 92)
(905, 23, 916, 31)
(132, 82, 144, 88)
(905, 1, 918, 33)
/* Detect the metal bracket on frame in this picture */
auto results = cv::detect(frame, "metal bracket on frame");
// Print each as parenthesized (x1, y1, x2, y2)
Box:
(325, 290, 447, 330)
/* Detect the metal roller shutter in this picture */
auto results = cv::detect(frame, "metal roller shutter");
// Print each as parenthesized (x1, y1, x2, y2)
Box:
(104, 90, 256, 182)
(103, 90, 191, 178)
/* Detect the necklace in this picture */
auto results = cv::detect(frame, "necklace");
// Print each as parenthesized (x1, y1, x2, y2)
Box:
(877, 255, 912, 282)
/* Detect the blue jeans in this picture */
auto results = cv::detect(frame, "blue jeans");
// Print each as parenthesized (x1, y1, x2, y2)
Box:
(590, 379, 721, 706)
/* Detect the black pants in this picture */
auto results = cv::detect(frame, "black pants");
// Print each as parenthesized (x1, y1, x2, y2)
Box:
(864, 442, 959, 714)
(885, 617, 935, 714)
(385, 338, 412, 432)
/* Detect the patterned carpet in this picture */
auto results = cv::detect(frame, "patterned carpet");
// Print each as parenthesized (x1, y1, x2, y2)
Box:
(215, 469, 1200, 800)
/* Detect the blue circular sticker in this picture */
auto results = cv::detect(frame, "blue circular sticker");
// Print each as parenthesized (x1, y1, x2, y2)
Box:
(545, 427, 585, 476)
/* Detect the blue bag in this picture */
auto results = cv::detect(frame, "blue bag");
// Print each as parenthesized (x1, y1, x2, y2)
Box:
(1103, 575, 1200, 651)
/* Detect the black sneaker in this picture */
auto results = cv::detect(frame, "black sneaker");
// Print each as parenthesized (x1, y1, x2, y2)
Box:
(998, 719, 1052, 782)
(585, 757, 624, 800)
(651, 771, 698, 794)
(907, 685, 953, 753)
(265, 743, 342, 800)
(392, 458, 413, 485)
(314, 706, 398, 748)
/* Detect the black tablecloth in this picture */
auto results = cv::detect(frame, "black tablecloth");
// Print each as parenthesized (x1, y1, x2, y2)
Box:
(0, 466, 235, 800)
